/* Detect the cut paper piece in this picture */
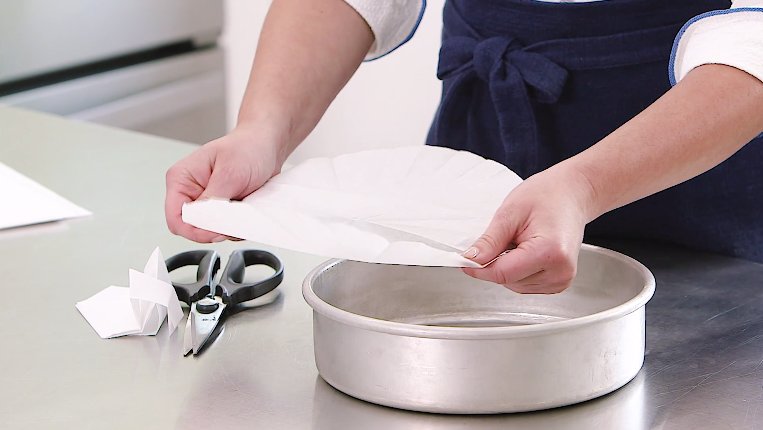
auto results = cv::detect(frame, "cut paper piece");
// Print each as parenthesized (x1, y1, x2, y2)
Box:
(182, 146, 523, 267)
(0, 161, 91, 230)
(76, 247, 183, 339)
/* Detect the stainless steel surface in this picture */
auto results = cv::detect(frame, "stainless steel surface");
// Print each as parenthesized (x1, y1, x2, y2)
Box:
(0, 0, 223, 83)
(1, 49, 227, 144)
(2, 106, 763, 428)
(303, 250, 655, 413)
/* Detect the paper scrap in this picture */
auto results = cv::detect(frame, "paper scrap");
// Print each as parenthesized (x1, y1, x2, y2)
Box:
(0, 161, 91, 230)
(182, 146, 523, 267)
(76, 247, 183, 339)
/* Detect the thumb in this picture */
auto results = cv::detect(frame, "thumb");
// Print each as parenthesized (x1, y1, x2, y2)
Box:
(199, 168, 246, 201)
(463, 211, 519, 266)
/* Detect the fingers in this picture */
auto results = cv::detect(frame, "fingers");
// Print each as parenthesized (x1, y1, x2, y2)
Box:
(463, 244, 538, 284)
(458, 172, 587, 294)
(463, 239, 577, 294)
(460, 198, 579, 294)
(462, 207, 520, 266)
(164, 133, 276, 242)
(165, 155, 227, 243)
(510, 269, 572, 294)
(199, 164, 250, 200)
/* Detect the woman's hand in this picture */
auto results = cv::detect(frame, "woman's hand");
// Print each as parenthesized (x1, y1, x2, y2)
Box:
(462, 166, 595, 294)
(164, 0, 374, 243)
(165, 125, 284, 243)
(463, 65, 763, 294)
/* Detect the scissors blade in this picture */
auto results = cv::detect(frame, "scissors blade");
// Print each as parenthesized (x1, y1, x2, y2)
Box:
(190, 299, 227, 355)
(182, 314, 193, 356)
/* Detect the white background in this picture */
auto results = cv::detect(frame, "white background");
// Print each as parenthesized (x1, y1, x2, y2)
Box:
(220, 0, 446, 163)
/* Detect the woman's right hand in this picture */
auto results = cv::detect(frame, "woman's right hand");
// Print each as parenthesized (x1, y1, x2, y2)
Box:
(165, 125, 285, 242)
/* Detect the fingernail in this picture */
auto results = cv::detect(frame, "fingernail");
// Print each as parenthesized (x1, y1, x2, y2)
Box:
(462, 247, 479, 259)
(211, 236, 226, 243)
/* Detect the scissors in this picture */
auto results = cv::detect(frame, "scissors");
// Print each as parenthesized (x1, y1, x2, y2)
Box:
(165, 249, 284, 356)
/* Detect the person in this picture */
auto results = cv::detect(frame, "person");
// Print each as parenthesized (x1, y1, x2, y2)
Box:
(165, 0, 763, 294)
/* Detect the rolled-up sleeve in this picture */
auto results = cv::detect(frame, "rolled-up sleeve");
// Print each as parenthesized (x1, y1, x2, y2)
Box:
(343, 0, 426, 60)
(670, 0, 763, 85)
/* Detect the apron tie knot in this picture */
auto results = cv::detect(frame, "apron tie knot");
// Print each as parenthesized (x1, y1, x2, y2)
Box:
(472, 37, 518, 82)
(436, 35, 569, 177)
(438, 36, 569, 104)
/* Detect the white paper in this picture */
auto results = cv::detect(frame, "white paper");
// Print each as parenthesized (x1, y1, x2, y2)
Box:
(76, 247, 184, 339)
(0, 161, 91, 230)
(74, 286, 141, 338)
(182, 146, 523, 267)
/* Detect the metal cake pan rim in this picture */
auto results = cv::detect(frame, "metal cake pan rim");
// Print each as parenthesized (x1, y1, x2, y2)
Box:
(302, 243, 656, 340)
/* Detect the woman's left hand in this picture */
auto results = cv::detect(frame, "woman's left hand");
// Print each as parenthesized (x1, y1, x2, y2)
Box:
(461, 165, 595, 294)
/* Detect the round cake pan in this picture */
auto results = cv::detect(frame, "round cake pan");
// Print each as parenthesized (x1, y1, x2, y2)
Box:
(302, 244, 655, 414)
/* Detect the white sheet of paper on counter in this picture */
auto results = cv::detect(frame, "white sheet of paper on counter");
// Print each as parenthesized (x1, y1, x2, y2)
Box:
(182, 146, 523, 267)
(76, 247, 183, 339)
(0, 161, 91, 230)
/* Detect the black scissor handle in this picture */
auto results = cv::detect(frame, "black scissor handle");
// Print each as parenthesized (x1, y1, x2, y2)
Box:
(218, 249, 284, 307)
(165, 250, 221, 306)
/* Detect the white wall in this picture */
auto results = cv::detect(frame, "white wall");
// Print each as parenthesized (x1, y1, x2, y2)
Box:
(221, 0, 445, 164)
(220, 0, 269, 131)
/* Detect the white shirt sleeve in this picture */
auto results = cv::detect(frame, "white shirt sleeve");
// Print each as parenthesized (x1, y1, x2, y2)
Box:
(670, 0, 763, 85)
(342, 0, 426, 60)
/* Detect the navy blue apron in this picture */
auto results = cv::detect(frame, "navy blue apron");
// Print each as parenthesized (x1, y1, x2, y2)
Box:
(426, 0, 763, 263)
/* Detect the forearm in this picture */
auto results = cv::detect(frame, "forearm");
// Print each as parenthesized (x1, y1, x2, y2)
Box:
(236, 0, 374, 164)
(558, 64, 763, 222)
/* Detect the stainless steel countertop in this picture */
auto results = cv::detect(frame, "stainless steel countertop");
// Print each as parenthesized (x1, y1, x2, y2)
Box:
(1, 106, 762, 429)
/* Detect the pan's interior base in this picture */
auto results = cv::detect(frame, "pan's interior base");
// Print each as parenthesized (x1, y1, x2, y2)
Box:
(396, 312, 568, 328)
